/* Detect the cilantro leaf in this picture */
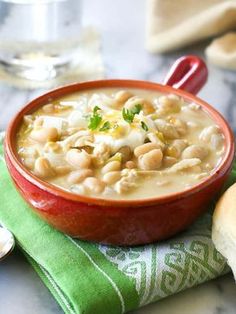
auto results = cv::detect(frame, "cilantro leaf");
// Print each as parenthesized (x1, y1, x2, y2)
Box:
(93, 106, 101, 114)
(88, 115, 102, 130)
(141, 121, 149, 131)
(99, 121, 111, 132)
(122, 104, 142, 124)
(88, 106, 102, 130)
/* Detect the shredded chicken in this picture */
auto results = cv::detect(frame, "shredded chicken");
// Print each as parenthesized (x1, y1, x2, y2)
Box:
(115, 169, 138, 194)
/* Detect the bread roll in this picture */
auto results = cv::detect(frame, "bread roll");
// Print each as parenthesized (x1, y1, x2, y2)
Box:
(212, 183, 236, 279)
(206, 33, 236, 70)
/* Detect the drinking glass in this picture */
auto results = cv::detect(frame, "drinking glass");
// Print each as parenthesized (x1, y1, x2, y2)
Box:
(0, 0, 82, 81)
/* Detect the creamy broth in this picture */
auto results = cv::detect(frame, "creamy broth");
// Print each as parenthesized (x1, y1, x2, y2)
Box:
(16, 88, 225, 199)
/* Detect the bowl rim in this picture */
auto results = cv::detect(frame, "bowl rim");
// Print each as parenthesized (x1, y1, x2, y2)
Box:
(5, 79, 235, 207)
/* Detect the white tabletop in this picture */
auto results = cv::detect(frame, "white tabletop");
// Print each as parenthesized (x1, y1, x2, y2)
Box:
(1, 1, 236, 313)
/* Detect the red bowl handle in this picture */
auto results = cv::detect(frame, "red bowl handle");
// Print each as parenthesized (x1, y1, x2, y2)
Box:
(163, 55, 208, 95)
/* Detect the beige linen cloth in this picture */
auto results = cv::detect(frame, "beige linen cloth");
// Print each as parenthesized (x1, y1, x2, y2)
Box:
(146, 0, 236, 62)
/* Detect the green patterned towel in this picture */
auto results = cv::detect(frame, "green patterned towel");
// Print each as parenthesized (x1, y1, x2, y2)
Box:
(0, 135, 235, 314)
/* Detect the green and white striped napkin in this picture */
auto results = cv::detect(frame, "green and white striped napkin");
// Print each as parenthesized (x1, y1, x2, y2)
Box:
(0, 135, 235, 314)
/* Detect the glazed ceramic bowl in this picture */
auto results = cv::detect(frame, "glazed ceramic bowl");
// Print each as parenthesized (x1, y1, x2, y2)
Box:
(4, 56, 235, 246)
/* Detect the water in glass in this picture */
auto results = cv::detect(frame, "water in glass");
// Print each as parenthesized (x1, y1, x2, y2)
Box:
(0, 0, 82, 80)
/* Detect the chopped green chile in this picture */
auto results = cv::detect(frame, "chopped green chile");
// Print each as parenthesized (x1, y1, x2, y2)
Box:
(141, 121, 149, 131)
(99, 121, 111, 132)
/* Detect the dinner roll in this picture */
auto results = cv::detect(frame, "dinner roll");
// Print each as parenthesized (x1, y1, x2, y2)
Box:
(206, 33, 236, 70)
(212, 183, 236, 279)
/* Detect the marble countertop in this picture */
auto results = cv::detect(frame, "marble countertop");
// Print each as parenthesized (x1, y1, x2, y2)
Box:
(0, 0, 236, 313)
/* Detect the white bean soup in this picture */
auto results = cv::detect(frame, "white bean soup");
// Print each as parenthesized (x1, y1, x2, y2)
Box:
(16, 88, 225, 199)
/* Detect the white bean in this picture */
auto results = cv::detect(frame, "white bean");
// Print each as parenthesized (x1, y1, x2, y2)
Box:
(101, 161, 121, 174)
(55, 165, 71, 175)
(199, 125, 220, 142)
(42, 103, 54, 113)
(118, 146, 132, 163)
(83, 177, 105, 194)
(169, 118, 187, 136)
(134, 142, 161, 158)
(166, 139, 187, 158)
(172, 139, 188, 152)
(163, 156, 177, 167)
(103, 171, 121, 184)
(34, 157, 55, 178)
(67, 169, 93, 184)
(115, 90, 133, 103)
(155, 119, 179, 139)
(125, 161, 136, 169)
(18, 147, 38, 159)
(158, 94, 182, 113)
(23, 115, 34, 126)
(210, 134, 224, 149)
(66, 149, 91, 169)
(30, 127, 58, 143)
(138, 149, 163, 170)
(182, 145, 208, 160)
(23, 157, 35, 170)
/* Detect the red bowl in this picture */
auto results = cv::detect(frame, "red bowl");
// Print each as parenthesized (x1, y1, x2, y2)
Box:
(4, 56, 235, 246)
